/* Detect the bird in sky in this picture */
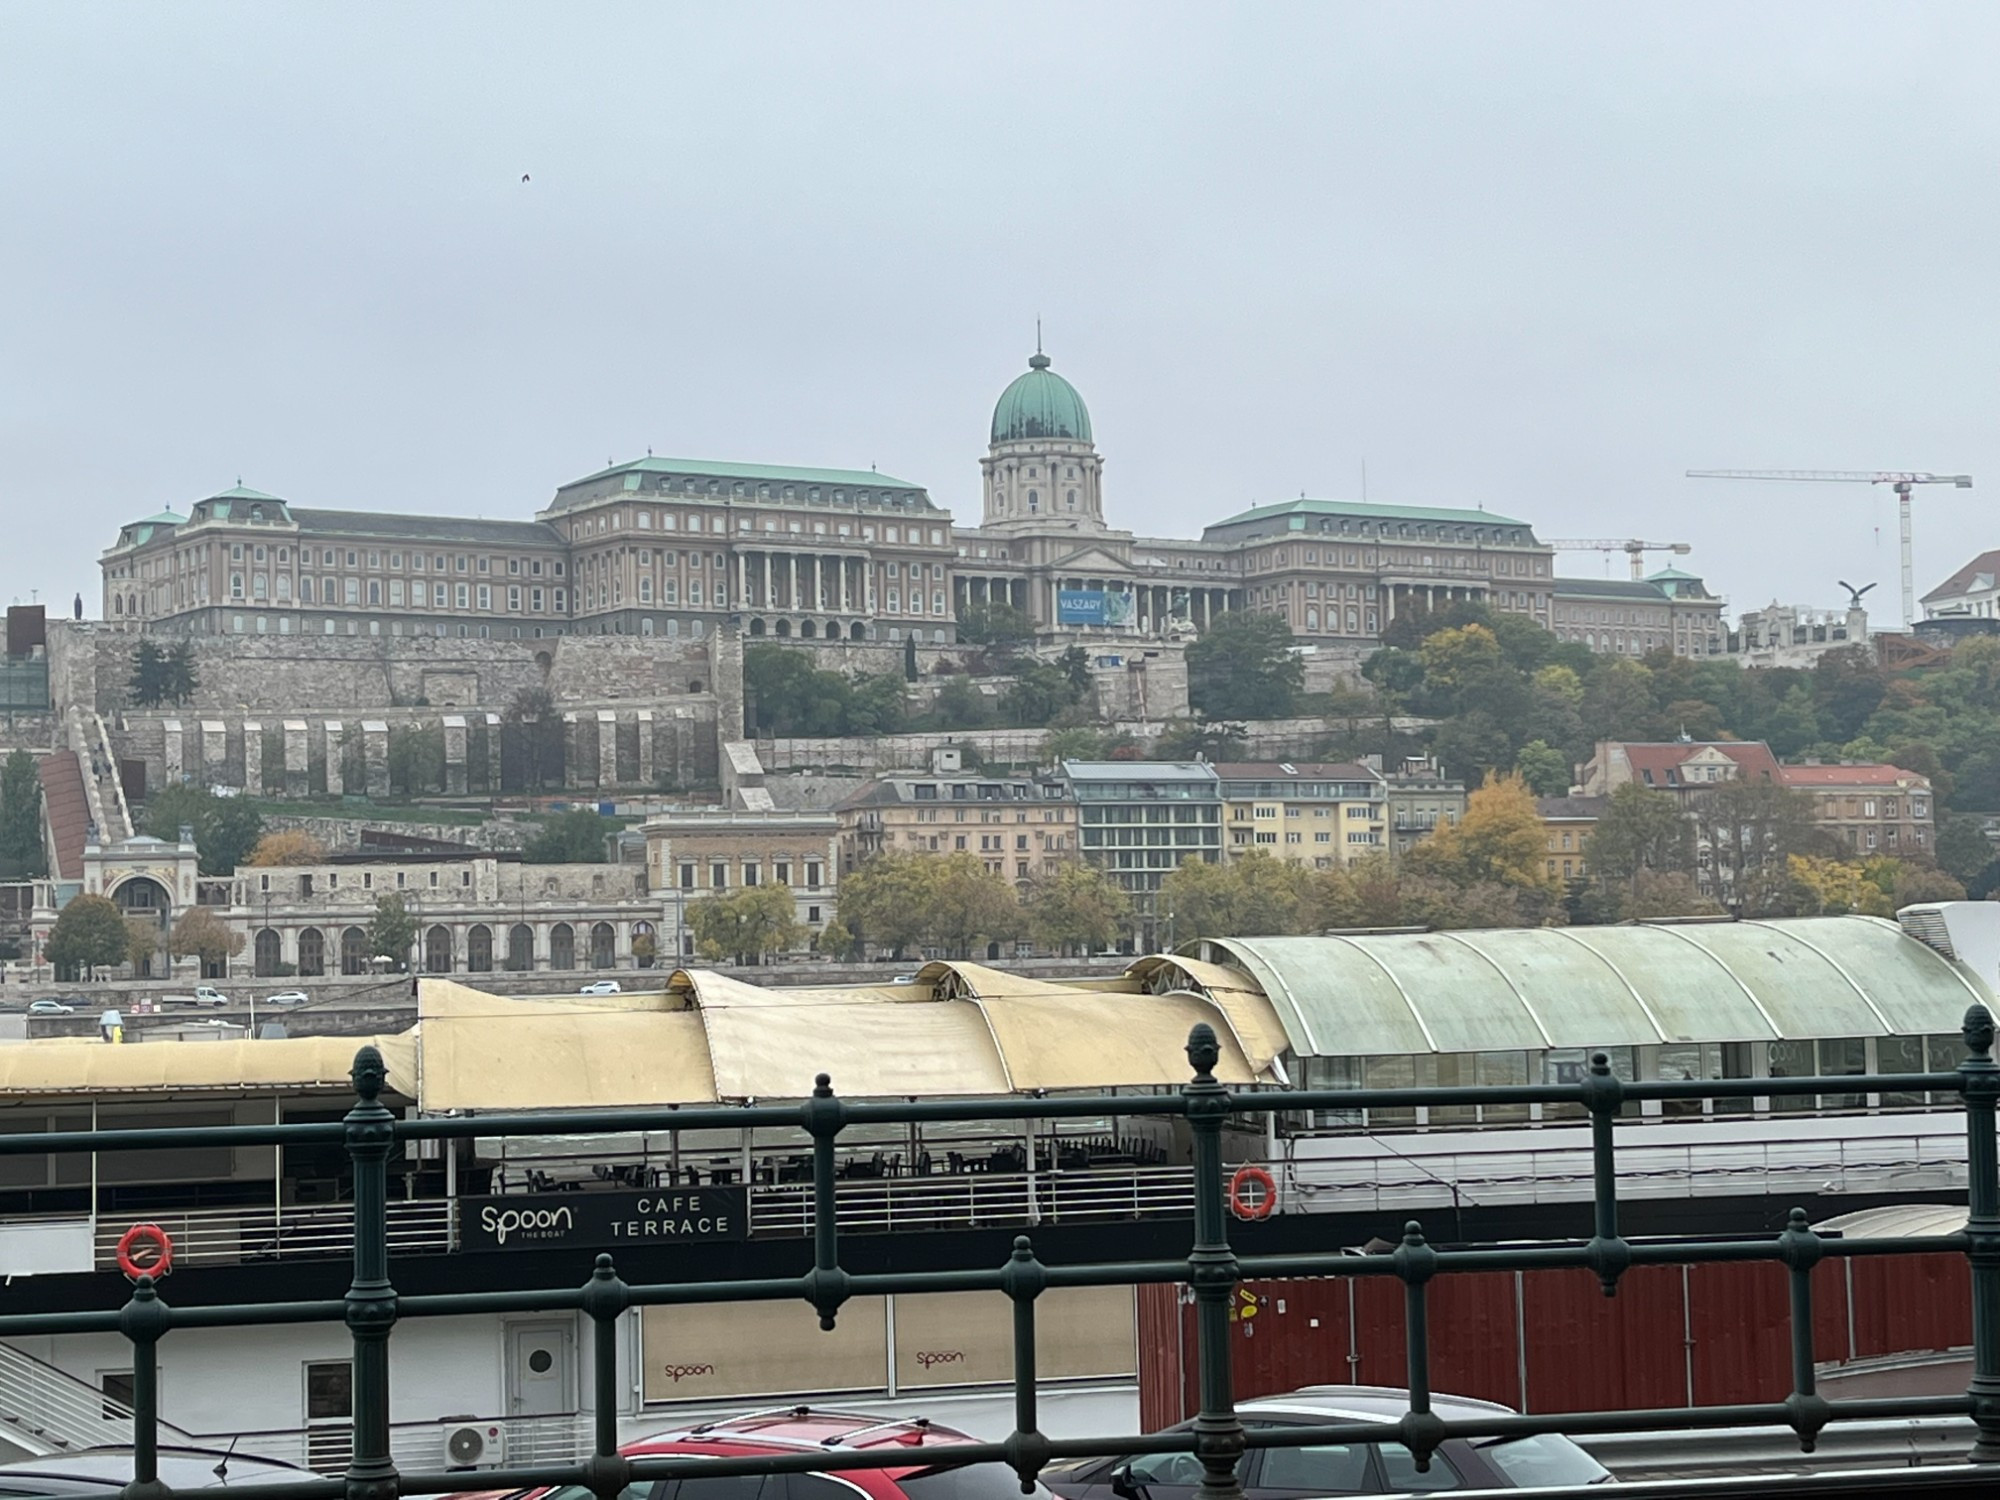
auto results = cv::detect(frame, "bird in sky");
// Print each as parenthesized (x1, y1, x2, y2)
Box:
(521, 173, 531, 183)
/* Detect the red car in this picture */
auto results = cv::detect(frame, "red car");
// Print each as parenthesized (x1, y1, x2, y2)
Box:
(473, 1408, 1055, 1500)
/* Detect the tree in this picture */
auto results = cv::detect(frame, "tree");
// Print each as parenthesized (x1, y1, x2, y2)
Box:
(129, 639, 168, 708)
(125, 915, 162, 973)
(47, 893, 129, 979)
(815, 916, 857, 960)
(1041, 727, 1105, 765)
(1153, 720, 1247, 762)
(524, 809, 614, 863)
(246, 829, 328, 866)
(689, 884, 805, 964)
(836, 853, 934, 957)
(930, 676, 994, 730)
(1935, 814, 1995, 885)
(1408, 773, 1558, 894)
(168, 905, 246, 970)
(999, 663, 1079, 727)
(504, 683, 555, 724)
(1690, 779, 1831, 916)
(1187, 612, 1303, 720)
(141, 784, 264, 876)
(387, 723, 445, 795)
(162, 639, 199, 706)
(955, 601, 1036, 646)
(1514, 739, 1570, 797)
(1057, 646, 1093, 697)
(920, 854, 1024, 957)
(1156, 853, 1315, 941)
(1585, 784, 1696, 895)
(1625, 870, 1720, 920)
(366, 894, 417, 972)
(0, 749, 46, 878)
(1785, 856, 1895, 918)
(1026, 863, 1133, 955)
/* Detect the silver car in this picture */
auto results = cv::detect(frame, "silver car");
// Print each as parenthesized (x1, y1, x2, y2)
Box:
(1043, 1386, 1612, 1496)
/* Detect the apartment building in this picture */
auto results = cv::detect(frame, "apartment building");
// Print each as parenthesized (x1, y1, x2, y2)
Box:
(835, 773, 1078, 883)
(1060, 761, 1222, 932)
(642, 808, 840, 959)
(1214, 762, 1386, 868)
(1377, 757, 1468, 857)
(1536, 795, 1608, 884)
(1777, 765, 1935, 859)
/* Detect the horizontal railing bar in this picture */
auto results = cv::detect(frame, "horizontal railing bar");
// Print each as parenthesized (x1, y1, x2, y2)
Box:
(0, 1072, 1967, 1157)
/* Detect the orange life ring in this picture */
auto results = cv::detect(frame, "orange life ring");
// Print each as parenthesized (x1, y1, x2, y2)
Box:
(116, 1223, 174, 1280)
(1227, 1165, 1278, 1221)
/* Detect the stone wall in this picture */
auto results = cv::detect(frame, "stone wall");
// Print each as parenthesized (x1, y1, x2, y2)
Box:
(257, 814, 533, 852)
(112, 700, 720, 801)
(54, 622, 737, 715)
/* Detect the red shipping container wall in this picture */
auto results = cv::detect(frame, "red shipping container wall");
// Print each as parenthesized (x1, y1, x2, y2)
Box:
(1138, 1253, 1973, 1428)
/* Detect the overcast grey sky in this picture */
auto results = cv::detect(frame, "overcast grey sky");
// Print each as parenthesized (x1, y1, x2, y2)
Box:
(5, 3, 1997, 622)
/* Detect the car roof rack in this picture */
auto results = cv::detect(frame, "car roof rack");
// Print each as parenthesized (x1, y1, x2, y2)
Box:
(822, 1417, 933, 1448)
(688, 1405, 815, 1435)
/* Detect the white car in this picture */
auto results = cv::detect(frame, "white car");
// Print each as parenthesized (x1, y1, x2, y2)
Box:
(263, 990, 309, 1007)
(27, 999, 74, 1016)
(576, 979, 622, 995)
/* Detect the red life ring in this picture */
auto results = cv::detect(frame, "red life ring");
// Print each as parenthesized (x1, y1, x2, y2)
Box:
(1227, 1165, 1278, 1221)
(116, 1223, 174, 1280)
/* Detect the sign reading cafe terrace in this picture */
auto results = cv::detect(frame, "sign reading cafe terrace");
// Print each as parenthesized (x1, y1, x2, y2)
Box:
(462, 1189, 748, 1252)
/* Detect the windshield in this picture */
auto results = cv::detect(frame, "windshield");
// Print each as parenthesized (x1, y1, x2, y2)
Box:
(1475, 1435, 1612, 1487)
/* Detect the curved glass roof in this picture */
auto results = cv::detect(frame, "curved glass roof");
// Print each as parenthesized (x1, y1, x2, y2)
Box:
(1195, 917, 1993, 1057)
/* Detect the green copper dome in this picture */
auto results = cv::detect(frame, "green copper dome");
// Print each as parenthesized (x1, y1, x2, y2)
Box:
(990, 353, 1092, 444)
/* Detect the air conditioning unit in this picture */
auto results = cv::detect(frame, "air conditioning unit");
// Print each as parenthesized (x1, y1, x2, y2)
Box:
(442, 1423, 505, 1469)
(1898, 900, 2000, 984)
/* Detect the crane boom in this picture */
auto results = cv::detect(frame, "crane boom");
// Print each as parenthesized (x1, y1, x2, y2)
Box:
(1543, 538, 1692, 580)
(1685, 469, 1972, 487)
(1685, 468, 1974, 630)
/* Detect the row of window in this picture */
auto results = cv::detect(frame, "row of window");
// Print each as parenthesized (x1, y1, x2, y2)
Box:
(233, 575, 569, 612)
(676, 861, 824, 891)
(1287, 1034, 1964, 1130)
(574, 507, 944, 544)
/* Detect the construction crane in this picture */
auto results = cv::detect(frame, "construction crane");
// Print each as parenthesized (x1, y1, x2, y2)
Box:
(1544, 538, 1692, 580)
(1685, 470, 1973, 630)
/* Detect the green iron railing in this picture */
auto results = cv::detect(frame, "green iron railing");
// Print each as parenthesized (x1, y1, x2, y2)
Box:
(1, 1007, 1998, 1500)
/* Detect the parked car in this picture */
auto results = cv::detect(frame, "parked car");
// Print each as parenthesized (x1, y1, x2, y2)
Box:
(577, 979, 622, 995)
(263, 989, 310, 1006)
(446, 1409, 1050, 1500)
(1042, 1387, 1612, 1497)
(27, 998, 75, 1016)
(0, 1447, 310, 1494)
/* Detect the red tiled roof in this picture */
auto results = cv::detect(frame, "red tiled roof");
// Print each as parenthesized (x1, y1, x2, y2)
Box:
(1618, 741, 1780, 787)
(1779, 764, 1925, 787)
(1922, 549, 2000, 605)
(37, 750, 89, 880)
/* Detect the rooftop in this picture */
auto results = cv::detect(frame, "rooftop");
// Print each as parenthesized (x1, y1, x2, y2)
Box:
(1198, 917, 1989, 1059)
(286, 508, 566, 547)
(1536, 795, 1609, 820)
(1924, 548, 2000, 604)
(1779, 764, 1929, 788)
(557, 455, 926, 493)
(1213, 761, 1379, 783)
(1204, 497, 1534, 531)
(1614, 740, 1782, 786)
(1061, 760, 1219, 783)
(1554, 576, 1671, 601)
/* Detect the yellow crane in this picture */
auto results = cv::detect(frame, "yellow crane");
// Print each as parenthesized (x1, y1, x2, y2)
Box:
(1543, 538, 1692, 580)
(1685, 469, 1973, 630)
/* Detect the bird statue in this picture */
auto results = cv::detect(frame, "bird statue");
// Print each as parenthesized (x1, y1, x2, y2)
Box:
(1837, 580, 1877, 610)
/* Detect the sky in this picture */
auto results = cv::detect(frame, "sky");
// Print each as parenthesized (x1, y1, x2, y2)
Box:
(4, 3, 1998, 625)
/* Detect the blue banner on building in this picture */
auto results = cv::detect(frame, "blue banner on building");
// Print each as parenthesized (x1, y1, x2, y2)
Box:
(1058, 589, 1137, 627)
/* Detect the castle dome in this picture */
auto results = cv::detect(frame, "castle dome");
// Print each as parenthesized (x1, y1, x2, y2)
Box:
(990, 352, 1092, 444)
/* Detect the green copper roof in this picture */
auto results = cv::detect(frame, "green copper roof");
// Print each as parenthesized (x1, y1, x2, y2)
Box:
(991, 353, 1092, 444)
(562, 456, 924, 491)
(207, 485, 284, 503)
(1207, 497, 1532, 529)
(1647, 567, 1701, 582)
(137, 509, 187, 526)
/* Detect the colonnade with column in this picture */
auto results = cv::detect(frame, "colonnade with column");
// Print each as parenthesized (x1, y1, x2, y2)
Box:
(952, 575, 1029, 614)
(733, 550, 876, 615)
(243, 911, 658, 977)
(1383, 582, 1488, 620)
